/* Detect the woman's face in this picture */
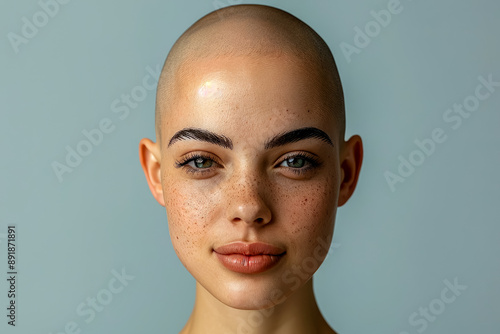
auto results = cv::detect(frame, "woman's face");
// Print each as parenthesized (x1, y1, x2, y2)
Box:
(156, 54, 343, 309)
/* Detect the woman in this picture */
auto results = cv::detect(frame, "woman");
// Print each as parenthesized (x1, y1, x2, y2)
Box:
(139, 4, 363, 333)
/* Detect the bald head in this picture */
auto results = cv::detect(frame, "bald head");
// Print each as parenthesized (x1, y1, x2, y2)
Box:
(155, 4, 345, 142)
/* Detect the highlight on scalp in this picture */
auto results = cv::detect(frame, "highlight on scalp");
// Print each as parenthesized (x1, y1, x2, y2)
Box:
(155, 4, 345, 143)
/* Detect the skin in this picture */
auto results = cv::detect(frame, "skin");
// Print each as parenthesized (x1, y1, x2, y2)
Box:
(139, 5, 363, 334)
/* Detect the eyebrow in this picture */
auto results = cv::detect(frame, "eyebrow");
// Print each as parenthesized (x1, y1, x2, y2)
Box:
(167, 126, 333, 149)
(264, 127, 333, 149)
(168, 128, 233, 149)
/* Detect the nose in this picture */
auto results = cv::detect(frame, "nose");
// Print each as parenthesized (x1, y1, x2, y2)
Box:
(224, 173, 272, 227)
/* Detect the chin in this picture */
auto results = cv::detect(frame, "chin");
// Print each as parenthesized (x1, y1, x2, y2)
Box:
(221, 293, 283, 311)
(209, 276, 294, 310)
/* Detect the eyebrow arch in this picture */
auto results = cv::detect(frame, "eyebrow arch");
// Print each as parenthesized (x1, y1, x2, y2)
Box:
(167, 126, 333, 150)
(168, 128, 233, 149)
(264, 127, 333, 150)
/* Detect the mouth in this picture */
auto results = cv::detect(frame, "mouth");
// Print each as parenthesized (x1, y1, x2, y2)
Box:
(213, 242, 286, 274)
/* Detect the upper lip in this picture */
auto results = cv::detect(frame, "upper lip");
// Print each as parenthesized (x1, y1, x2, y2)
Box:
(213, 242, 286, 256)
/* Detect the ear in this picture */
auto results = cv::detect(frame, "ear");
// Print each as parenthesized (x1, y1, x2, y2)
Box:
(139, 138, 165, 207)
(337, 135, 363, 207)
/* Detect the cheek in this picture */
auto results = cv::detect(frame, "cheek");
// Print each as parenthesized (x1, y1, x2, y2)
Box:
(276, 179, 338, 254)
(163, 179, 218, 259)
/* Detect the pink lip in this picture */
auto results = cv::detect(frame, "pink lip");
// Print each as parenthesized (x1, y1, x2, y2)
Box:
(213, 242, 286, 274)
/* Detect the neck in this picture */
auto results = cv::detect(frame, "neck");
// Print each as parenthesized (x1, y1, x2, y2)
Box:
(180, 278, 336, 334)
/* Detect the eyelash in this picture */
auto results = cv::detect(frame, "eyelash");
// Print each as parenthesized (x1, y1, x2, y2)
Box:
(174, 152, 221, 176)
(279, 152, 321, 175)
(174, 152, 321, 176)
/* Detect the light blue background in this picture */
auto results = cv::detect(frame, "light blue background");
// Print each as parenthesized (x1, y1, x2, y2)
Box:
(1, 0, 499, 333)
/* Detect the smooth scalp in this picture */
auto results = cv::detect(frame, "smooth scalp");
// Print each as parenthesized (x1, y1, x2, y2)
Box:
(154, 4, 345, 143)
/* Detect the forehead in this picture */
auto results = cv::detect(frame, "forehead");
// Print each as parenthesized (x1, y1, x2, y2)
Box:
(160, 54, 336, 145)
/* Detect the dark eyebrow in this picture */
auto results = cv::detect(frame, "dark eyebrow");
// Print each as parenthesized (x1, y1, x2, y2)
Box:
(264, 127, 333, 149)
(167, 126, 333, 150)
(168, 128, 233, 149)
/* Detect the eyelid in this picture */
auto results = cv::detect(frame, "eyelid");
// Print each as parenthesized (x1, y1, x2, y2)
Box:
(174, 152, 222, 169)
(174, 151, 322, 177)
(175, 152, 320, 167)
(275, 151, 320, 166)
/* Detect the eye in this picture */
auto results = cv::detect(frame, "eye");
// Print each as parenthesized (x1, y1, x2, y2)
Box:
(174, 152, 220, 175)
(276, 152, 321, 176)
(281, 156, 307, 168)
(192, 157, 214, 168)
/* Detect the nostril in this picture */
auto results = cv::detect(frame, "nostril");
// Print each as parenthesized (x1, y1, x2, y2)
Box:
(255, 218, 264, 223)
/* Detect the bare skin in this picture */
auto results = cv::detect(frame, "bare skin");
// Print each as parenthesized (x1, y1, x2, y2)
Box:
(139, 5, 363, 334)
(183, 280, 334, 334)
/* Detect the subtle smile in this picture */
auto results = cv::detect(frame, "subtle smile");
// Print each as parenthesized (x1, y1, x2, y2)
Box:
(213, 242, 286, 274)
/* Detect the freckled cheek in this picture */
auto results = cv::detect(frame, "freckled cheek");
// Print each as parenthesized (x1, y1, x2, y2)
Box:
(163, 181, 218, 254)
(280, 182, 337, 255)
(289, 187, 336, 225)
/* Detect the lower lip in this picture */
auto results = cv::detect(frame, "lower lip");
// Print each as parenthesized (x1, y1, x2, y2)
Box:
(214, 252, 285, 274)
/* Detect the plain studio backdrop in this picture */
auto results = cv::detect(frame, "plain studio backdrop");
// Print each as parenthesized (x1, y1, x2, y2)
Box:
(1, 0, 499, 333)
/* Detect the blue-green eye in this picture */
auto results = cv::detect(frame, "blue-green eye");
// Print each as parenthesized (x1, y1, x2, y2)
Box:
(174, 153, 219, 174)
(282, 156, 306, 168)
(193, 157, 213, 168)
(277, 153, 321, 175)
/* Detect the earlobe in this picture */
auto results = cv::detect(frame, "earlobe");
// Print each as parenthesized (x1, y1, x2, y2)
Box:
(138, 138, 165, 207)
(337, 135, 363, 207)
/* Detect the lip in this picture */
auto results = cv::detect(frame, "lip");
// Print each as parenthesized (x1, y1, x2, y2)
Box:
(213, 242, 286, 274)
